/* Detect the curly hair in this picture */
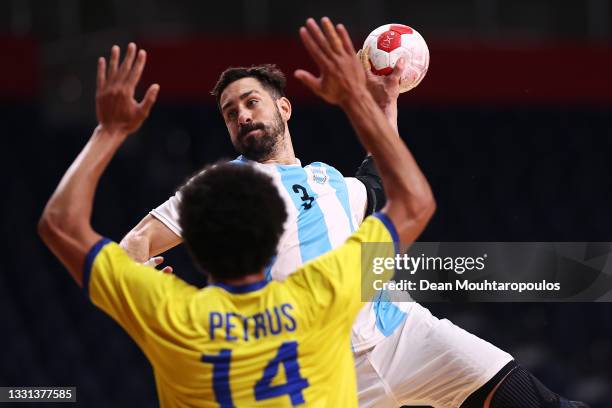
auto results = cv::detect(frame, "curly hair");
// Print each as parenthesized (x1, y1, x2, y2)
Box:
(177, 162, 287, 281)
(211, 64, 286, 108)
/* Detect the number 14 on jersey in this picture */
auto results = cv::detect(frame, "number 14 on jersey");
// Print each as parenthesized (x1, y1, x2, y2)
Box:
(202, 341, 309, 407)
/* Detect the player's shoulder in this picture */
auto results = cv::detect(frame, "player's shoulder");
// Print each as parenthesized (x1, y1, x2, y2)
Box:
(304, 161, 338, 171)
(303, 161, 346, 181)
(354, 213, 399, 243)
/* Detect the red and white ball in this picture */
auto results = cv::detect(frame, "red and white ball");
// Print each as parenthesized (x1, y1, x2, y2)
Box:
(363, 24, 430, 93)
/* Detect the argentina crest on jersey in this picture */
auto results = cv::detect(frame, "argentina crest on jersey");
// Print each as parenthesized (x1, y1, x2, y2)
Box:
(311, 166, 328, 185)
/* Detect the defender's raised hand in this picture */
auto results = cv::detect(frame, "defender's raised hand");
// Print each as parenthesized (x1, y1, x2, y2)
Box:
(295, 17, 367, 106)
(96, 43, 160, 135)
(38, 44, 161, 285)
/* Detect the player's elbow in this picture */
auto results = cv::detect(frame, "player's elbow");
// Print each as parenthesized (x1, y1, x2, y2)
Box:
(37, 210, 63, 246)
(406, 191, 436, 226)
(387, 190, 436, 242)
(398, 184, 436, 220)
(413, 189, 436, 221)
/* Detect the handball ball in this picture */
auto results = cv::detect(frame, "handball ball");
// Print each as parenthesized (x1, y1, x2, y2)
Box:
(362, 24, 430, 93)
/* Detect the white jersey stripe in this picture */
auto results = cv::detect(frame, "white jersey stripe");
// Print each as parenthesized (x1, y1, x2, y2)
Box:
(320, 163, 357, 232)
(303, 165, 352, 249)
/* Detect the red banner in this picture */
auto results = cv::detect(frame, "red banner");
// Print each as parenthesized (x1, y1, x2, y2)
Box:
(139, 36, 612, 106)
(2, 36, 611, 105)
(0, 36, 39, 99)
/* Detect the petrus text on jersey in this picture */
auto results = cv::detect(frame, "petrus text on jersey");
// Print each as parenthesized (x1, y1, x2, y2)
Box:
(209, 304, 297, 342)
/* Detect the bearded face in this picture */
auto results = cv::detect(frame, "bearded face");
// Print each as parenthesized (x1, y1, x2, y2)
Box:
(234, 104, 286, 162)
(219, 77, 289, 163)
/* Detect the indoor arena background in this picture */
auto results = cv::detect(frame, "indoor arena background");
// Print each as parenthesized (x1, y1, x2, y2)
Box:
(2, 1, 611, 406)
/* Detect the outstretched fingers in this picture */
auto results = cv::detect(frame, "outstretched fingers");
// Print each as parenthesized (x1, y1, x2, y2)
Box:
(336, 23, 357, 56)
(118, 42, 137, 80)
(108, 45, 120, 80)
(296, 17, 364, 105)
(128, 49, 147, 88)
(305, 18, 335, 60)
(96, 57, 106, 90)
(299, 26, 332, 72)
(320, 17, 343, 53)
(103, 43, 151, 94)
(139, 84, 160, 117)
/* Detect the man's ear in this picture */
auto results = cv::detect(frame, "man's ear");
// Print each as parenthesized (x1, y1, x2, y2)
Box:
(276, 97, 292, 122)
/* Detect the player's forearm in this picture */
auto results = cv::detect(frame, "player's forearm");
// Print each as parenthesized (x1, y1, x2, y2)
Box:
(364, 97, 398, 157)
(340, 90, 434, 226)
(120, 231, 152, 263)
(120, 215, 183, 262)
(380, 100, 398, 134)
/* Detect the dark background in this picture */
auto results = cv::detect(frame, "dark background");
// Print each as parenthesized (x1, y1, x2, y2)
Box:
(2, 0, 612, 406)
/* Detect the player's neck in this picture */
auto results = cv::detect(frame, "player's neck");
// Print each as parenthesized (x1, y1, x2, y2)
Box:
(211, 271, 266, 287)
(260, 129, 296, 165)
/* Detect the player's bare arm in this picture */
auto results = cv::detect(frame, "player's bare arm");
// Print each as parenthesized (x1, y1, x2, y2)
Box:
(120, 214, 180, 266)
(38, 43, 159, 285)
(352, 49, 405, 215)
(295, 17, 435, 243)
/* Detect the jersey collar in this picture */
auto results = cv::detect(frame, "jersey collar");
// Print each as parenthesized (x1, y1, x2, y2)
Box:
(235, 155, 302, 167)
(210, 280, 269, 294)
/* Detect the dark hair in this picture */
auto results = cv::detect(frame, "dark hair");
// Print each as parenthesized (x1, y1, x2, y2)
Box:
(177, 162, 287, 281)
(211, 64, 286, 108)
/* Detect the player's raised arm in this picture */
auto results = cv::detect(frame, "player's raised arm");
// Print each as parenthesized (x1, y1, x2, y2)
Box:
(295, 18, 435, 242)
(350, 49, 406, 216)
(38, 43, 159, 286)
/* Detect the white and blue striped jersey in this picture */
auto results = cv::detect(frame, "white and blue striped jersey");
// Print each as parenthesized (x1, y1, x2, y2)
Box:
(150, 156, 410, 352)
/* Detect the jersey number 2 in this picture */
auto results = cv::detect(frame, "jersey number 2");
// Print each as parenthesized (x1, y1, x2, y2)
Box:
(201, 341, 309, 407)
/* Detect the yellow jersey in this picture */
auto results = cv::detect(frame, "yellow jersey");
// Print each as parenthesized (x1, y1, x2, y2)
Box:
(84, 214, 397, 407)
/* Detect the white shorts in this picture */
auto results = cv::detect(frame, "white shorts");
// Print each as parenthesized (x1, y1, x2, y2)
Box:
(355, 303, 513, 408)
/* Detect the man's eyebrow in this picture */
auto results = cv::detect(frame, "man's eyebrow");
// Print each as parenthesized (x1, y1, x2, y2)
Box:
(221, 90, 259, 113)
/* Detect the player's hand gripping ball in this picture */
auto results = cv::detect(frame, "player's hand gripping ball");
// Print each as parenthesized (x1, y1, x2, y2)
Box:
(361, 24, 430, 93)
